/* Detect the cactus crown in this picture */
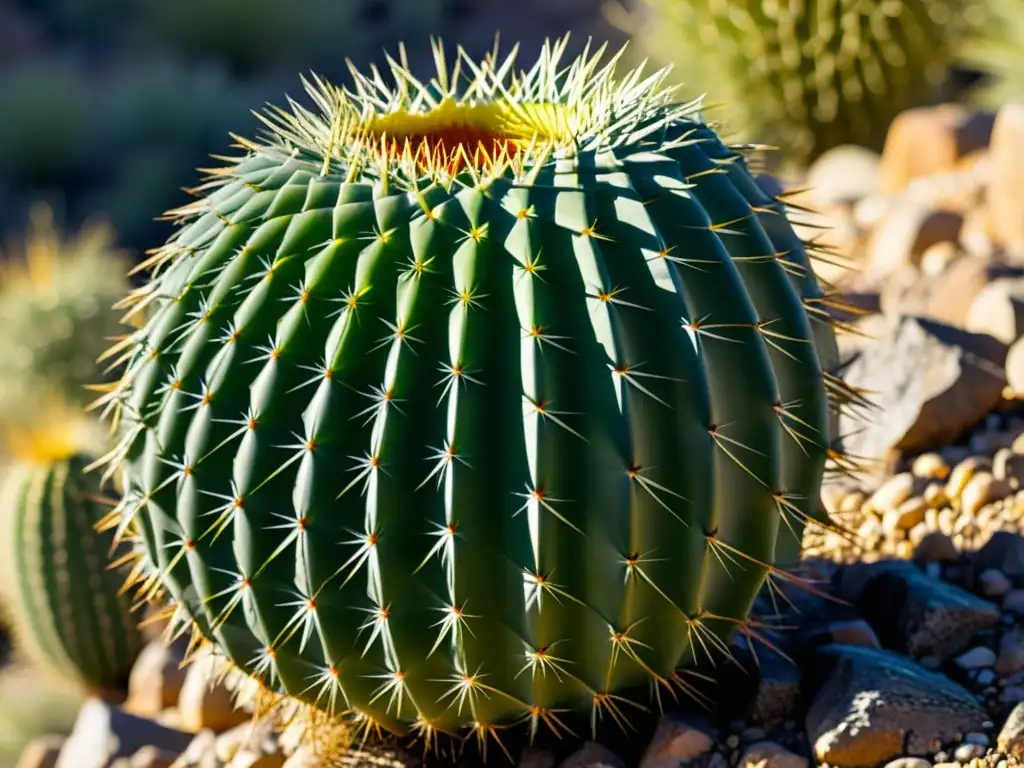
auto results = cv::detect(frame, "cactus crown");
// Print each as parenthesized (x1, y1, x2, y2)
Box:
(93, 36, 862, 759)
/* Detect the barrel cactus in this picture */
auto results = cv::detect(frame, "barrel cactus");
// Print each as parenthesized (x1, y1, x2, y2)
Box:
(0, 434, 146, 692)
(97, 38, 858, 748)
(626, 0, 986, 165)
(0, 203, 133, 425)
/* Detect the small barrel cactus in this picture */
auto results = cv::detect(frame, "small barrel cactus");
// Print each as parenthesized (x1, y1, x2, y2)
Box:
(627, 0, 987, 165)
(0, 203, 133, 425)
(99, 39, 857, 748)
(0, 435, 146, 692)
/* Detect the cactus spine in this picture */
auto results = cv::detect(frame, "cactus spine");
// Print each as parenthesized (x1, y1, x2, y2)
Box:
(99, 39, 857, 747)
(0, 445, 145, 691)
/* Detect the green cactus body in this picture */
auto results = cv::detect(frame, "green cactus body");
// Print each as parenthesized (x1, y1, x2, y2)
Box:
(0, 204, 133, 424)
(0, 452, 145, 691)
(102, 40, 850, 743)
(629, 0, 984, 165)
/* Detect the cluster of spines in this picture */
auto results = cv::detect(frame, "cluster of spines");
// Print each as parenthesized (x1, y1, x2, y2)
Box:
(89, 37, 870, 758)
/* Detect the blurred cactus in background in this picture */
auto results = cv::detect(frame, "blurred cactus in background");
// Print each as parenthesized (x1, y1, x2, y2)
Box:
(0, 429, 145, 693)
(0, 204, 132, 427)
(619, 0, 987, 167)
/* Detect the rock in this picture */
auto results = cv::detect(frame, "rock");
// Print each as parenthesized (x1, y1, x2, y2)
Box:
(924, 256, 1024, 329)
(53, 698, 193, 768)
(828, 620, 881, 649)
(912, 453, 951, 480)
(806, 145, 881, 206)
(865, 201, 962, 278)
(839, 315, 1008, 465)
(986, 100, 1024, 257)
(638, 715, 714, 768)
(738, 741, 807, 768)
(880, 105, 994, 193)
(997, 630, 1024, 675)
(126, 641, 188, 718)
(16, 736, 65, 768)
(177, 652, 251, 733)
(1007, 336, 1024, 396)
(882, 760, 931, 768)
(961, 471, 1002, 515)
(920, 241, 960, 277)
(954, 646, 996, 669)
(563, 742, 625, 768)
(975, 532, 1024, 578)
(870, 473, 917, 512)
(806, 644, 989, 767)
(856, 561, 1000, 660)
(979, 568, 1012, 597)
(885, 497, 928, 531)
(966, 277, 1024, 344)
(1006, 590, 1024, 613)
(998, 701, 1024, 757)
(747, 647, 803, 728)
(913, 531, 959, 563)
(953, 743, 985, 762)
(110, 747, 177, 768)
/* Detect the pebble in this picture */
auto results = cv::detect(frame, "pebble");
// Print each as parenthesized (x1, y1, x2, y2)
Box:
(638, 715, 714, 768)
(965, 732, 990, 747)
(996, 630, 1024, 674)
(737, 741, 808, 768)
(1005, 590, 1024, 612)
(913, 453, 951, 480)
(979, 568, 1012, 597)
(953, 743, 985, 762)
(913, 532, 959, 563)
(882, 759, 931, 768)
(956, 646, 997, 669)
(977, 669, 996, 686)
(872, 473, 917, 511)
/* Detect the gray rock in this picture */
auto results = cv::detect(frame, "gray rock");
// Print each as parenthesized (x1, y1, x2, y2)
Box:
(639, 715, 714, 768)
(828, 620, 882, 649)
(998, 701, 1024, 757)
(955, 646, 997, 669)
(838, 315, 1008, 464)
(560, 743, 624, 768)
(746, 648, 803, 728)
(806, 644, 988, 767)
(855, 561, 1000, 660)
(54, 699, 193, 768)
(974, 532, 1024, 579)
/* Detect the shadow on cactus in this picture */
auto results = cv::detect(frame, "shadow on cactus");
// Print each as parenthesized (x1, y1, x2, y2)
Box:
(92, 36, 867, 758)
(0, 408, 146, 694)
(617, 0, 987, 167)
(0, 203, 134, 428)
